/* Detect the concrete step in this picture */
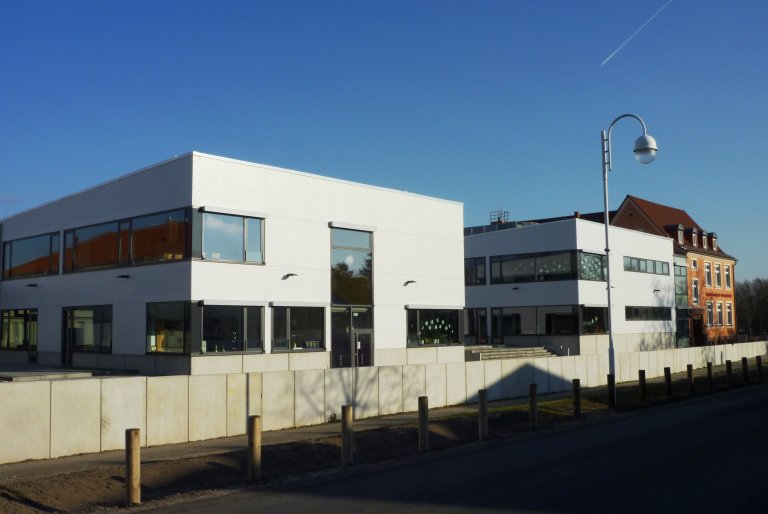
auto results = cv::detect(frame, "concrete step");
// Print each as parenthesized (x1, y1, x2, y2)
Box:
(466, 346, 558, 361)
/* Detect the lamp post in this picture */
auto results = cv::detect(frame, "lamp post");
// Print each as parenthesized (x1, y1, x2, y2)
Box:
(601, 114, 657, 401)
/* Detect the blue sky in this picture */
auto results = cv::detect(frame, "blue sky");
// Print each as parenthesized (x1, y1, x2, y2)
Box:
(1, 0, 766, 279)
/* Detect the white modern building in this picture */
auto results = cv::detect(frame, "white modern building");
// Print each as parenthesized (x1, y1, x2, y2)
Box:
(464, 215, 676, 356)
(0, 152, 465, 374)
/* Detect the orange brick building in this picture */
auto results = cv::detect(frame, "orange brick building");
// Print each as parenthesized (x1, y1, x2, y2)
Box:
(612, 196, 736, 345)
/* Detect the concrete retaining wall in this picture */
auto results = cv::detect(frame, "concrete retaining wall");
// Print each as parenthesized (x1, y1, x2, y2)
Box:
(2, 341, 766, 465)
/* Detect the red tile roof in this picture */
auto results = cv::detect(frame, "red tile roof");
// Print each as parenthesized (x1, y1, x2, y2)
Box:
(625, 195, 700, 231)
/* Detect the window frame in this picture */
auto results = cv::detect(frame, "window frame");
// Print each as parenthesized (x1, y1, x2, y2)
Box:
(704, 262, 712, 287)
(715, 264, 722, 288)
(725, 265, 732, 289)
(726, 302, 733, 326)
(271, 306, 325, 352)
(464, 257, 486, 286)
(201, 211, 265, 264)
(623, 255, 670, 276)
(201, 304, 264, 353)
(63, 305, 113, 354)
(691, 278, 699, 305)
(2, 232, 61, 280)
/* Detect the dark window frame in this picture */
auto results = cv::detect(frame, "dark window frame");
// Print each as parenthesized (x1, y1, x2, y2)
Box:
(2, 232, 60, 280)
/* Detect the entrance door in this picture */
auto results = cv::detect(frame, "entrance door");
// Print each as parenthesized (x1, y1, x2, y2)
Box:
(331, 306, 373, 368)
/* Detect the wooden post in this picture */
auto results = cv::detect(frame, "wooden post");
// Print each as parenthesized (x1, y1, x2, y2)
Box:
(529, 384, 538, 429)
(341, 405, 354, 467)
(726, 360, 733, 387)
(687, 364, 694, 393)
(664, 367, 672, 397)
(707, 361, 714, 389)
(607, 374, 616, 408)
(638, 370, 646, 402)
(478, 389, 489, 440)
(741, 357, 749, 384)
(572, 379, 581, 418)
(125, 428, 141, 507)
(418, 396, 429, 453)
(757, 356, 763, 381)
(247, 415, 262, 481)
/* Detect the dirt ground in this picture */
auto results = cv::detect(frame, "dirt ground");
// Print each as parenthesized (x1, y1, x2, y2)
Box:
(0, 405, 587, 514)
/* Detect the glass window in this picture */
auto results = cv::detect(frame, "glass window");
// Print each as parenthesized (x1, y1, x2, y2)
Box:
(716, 303, 723, 326)
(118, 221, 131, 266)
(675, 265, 688, 308)
(625, 306, 672, 321)
(715, 264, 722, 287)
(463, 308, 487, 344)
(706, 302, 714, 326)
(692, 279, 699, 305)
(464, 257, 486, 286)
(535, 252, 574, 281)
(691, 259, 698, 270)
(407, 309, 460, 346)
(201, 305, 263, 353)
(705, 263, 712, 287)
(623, 256, 669, 275)
(725, 266, 731, 288)
(67, 222, 119, 271)
(147, 302, 190, 353)
(133, 209, 188, 264)
(2, 233, 60, 279)
(63, 305, 112, 353)
(331, 228, 372, 305)
(581, 307, 607, 335)
(726, 303, 733, 326)
(272, 306, 324, 351)
(202, 211, 263, 263)
(245, 218, 263, 263)
(1, 309, 37, 351)
(579, 252, 606, 281)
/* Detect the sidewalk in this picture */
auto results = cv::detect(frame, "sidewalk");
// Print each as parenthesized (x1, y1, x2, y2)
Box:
(0, 389, 573, 484)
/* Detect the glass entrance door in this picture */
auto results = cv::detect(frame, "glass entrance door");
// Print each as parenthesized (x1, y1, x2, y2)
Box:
(331, 306, 373, 368)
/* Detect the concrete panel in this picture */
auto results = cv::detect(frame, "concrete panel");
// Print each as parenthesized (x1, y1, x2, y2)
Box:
(354, 367, 379, 419)
(147, 375, 189, 447)
(516, 359, 535, 398)
(425, 364, 447, 408)
(295, 369, 326, 426)
(101, 377, 147, 451)
(629, 353, 640, 381)
(559, 356, 575, 391)
(0, 381, 51, 464)
(445, 362, 467, 406)
(586, 355, 599, 387)
(618, 353, 631, 383)
(378, 366, 404, 415)
(598, 354, 609, 386)
(403, 365, 426, 412)
(547, 357, 564, 393)
(465, 361, 485, 403)
(533, 358, 549, 394)
(51, 379, 101, 458)
(289, 351, 330, 371)
(243, 353, 290, 373)
(437, 345, 465, 363)
(483, 360, 503, 401)
(500, 359, 521, 399)
(189, 375, 227, 441)
(572, 356, 587, 386)
(406, 347, 438, 365)
(324, 368, 354, 422)
(375, 348, 407, 366)
(673, 350, 683, 374)
(247, 372, 262, 416)
(639, 351, 650, 378)
(190, 355, 243, 375)
(262, 371, 295, 431)
(226, 373, 247, 436)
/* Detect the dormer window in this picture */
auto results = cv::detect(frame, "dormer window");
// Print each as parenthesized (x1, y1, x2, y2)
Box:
(702, 231, 708, 250)
(677, 224, 684, 244)
(712, 233, 718, 251)
(692, 228, 698, 247)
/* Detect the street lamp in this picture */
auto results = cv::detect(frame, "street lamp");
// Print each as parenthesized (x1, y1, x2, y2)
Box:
(601, 114, 657, 399)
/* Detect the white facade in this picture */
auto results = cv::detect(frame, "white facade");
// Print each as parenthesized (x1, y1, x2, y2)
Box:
(0, 153, 465, 374)
(464, 218, 676, 355)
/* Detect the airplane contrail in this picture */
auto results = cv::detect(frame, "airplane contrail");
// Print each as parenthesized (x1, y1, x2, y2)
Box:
(601, 0, 674, 66)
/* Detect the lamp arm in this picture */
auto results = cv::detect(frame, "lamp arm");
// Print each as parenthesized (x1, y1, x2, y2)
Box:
(603, 113, 649, 173)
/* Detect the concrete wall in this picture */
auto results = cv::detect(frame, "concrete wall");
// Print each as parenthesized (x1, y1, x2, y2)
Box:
(2, 341, 766, 465)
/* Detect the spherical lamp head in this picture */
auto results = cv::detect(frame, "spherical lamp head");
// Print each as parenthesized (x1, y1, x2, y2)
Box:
(634, 133, 657, 164)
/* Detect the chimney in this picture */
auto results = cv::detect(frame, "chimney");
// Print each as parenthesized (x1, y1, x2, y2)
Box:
(574, 211, 581, 219)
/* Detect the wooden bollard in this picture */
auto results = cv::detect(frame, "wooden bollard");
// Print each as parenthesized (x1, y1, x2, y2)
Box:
(742, 357, 749, 384)
(478, 389, 489, 440)
(572, 379, 582, 418)
(247, 415, 262, 481)
(125, 428, 141, 507)
(607, 373, 616, 408)
(341, 405, 354, 467)
(726, 360, 733, 386)
(638, 370, 646, 402)
(687, 364, 694, 393)
(757, 356, 763, 381)
(418, 396, 429, 453)
(707, 362, 714, 389)
(664, 367, 672, 396)
(529, 384, 538, 429)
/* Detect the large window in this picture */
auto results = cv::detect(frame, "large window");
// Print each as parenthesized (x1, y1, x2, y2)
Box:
(706, 301, 714, 326)
(65, 208, 190, 272)
(581, 307, 608, 335)
(1, 309, 37, 352)
(705, 262, 712, 287)
(331, 228, 372, 305)
(625, 306, 672, 321)
(692, 279, 699, 305)
(273, 306, 324, 351)
(675, 264, 688, 308)
(463, 308, 487, 344)
(407, 309, 460, 346)
(491, 308, 521, 343)
(2, 233, 60, 279)
(578, 252, 607, 281)
(623, 256, 669, 275)
(716, 302, 723, 326)
(715, 264, 722, 288)
(202, 212, 263, 263)
(725, 265, 732, 288)
(490, 251, 583, 284)
(63, 305, 112, 353)
(464, 257, 486, 286)
(147, 302, 190, 353)
(726, 303, 733, 326)
(202, 305, 263, 353)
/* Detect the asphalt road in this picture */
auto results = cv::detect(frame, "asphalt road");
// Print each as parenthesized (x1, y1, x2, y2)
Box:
(149, 383, 768, 513)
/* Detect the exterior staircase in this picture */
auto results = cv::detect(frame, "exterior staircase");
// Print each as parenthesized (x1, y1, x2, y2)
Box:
(465, 346, 558, 361)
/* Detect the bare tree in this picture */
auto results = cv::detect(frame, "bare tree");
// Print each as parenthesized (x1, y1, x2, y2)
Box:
(736, 278, 768, 338)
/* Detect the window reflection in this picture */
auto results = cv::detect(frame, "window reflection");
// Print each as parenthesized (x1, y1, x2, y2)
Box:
(407, 309, 460, 346)
(2, 233, 60, 279)
(272, 306, 324, 351)
(202, 212, 263, 263)
(147, 302, 190, 353)
(132, 210, 187, 263)
(63, 305, 112, 353)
